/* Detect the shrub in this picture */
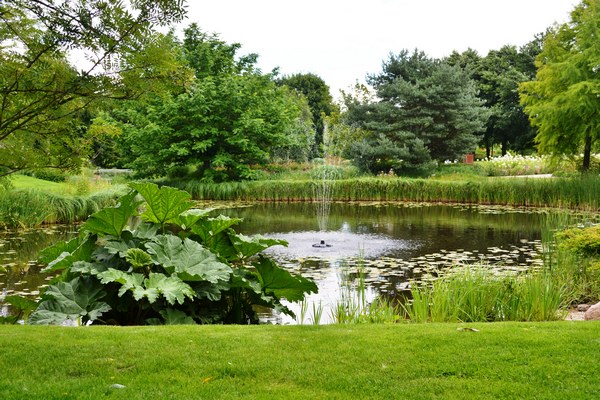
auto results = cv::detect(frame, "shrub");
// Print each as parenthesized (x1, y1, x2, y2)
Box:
(476, 154, 549, 176)
(556, 224, 600, 258)
(28, 183, 317, 326)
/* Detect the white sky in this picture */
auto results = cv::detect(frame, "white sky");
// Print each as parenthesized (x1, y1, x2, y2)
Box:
(181, 0, 578, 97)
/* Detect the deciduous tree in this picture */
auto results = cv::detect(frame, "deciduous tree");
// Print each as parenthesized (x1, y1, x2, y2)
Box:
(277, 73, 335, 157)
(0, 0, 187, 177)
(519, 0, 600, 171)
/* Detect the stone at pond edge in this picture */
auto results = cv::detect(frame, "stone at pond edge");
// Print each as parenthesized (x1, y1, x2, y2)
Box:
(577, 304, 591, 312)
(584, 302, 600, 320)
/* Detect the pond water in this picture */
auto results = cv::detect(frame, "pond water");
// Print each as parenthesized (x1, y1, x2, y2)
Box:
(217, 202, 548, 323)
(1, 203, 549, 323)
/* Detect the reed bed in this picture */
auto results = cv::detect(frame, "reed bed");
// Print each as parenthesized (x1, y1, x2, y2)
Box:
(403, 267, 568, 323)
(170, 175, 600, 209)
(0, 188, 121, 229)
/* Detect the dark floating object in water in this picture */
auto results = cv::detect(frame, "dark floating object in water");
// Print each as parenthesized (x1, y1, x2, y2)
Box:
(312, 240, 332, 248)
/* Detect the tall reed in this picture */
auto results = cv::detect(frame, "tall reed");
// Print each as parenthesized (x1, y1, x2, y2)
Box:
(403, 266, 569, 323)
(332, 261, 401, 324)
(167, 175, 600, 210)
(0, 188, 120, 229)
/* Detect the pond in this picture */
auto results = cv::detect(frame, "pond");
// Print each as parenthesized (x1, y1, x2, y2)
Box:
(1, 203, 549, 323)
(216, 202, 548, 323)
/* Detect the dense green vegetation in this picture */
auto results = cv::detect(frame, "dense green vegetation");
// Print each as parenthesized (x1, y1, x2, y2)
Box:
(0, 186, 121, 229)
(344, 50, 488, 175)
(2, 1, 597, 182)
(0, 0, 186, 177)
(1, 323, 599, 399)
(520, 0, 599, 171)
(27, 183, 317, 325)
(169, 174, 600, 210)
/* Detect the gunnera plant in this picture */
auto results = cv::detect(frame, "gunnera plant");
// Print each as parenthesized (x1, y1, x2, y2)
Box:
(28, 182, 317, 326)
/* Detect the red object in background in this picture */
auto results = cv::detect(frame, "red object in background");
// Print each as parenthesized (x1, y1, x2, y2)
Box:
(464, 153, 474, 164)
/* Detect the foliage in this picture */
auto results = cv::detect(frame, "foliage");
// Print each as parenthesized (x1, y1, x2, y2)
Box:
(0, 187, 119, 229)
(556, 224, 600, 258)
(520, 0, 600, 171)
(28, 182, 317, 325)
(108, 25, 308, 181)
(345, 49, 488, 175)
(0, 295, 37, 324)
(331, 263, 401, 324)
(479, 45, 540, 156)
(448, 41, 542, 157)
(554, 224, 600, 301)
(323, 107, 371, 158)
(171, 175, 600, 210)
(20, 169, 68, 183)
(403, 267, 568, 322)
(277, 73, 336, 157)
(475, 154, 550, 176)
(0, 1, 187, 177)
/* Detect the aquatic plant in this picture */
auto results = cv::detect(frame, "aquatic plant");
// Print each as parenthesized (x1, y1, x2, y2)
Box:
(0, 188, 120, 229)
(27, 183, 317, 325)
(331, 261, 400, 324)
(168, 175, 600, 210)
(403, 266, 569, 323)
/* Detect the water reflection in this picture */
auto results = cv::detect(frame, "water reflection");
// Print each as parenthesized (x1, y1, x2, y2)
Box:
(219, 203, 548, 323)
(0, 203, 552, 324)
(0, 225, 78, 299)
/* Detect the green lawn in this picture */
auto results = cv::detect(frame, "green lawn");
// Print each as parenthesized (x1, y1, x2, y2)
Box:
(10, 175, 68, 193)
(1, 322, 599, 399)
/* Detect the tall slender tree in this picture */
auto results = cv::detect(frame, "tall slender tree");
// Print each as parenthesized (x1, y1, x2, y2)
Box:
(277, 73, 335, 157)
(520, 0, 600, 171)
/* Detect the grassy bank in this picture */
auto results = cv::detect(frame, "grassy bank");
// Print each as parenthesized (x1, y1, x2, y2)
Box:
(0, 188, 122, 229)
(170, 175, 600, 209)
(1, 323, 599, 399)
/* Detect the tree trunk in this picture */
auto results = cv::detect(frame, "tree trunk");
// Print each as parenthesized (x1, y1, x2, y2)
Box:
(582, 134, 592, 172)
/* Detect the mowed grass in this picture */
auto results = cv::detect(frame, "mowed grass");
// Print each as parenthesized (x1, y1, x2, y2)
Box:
(1, 323, 599, 399)
(10, 174, 113, 195)
(9, 175, 67, 193)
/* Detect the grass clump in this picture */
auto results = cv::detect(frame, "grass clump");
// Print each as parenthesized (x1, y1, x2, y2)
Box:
(403, 267, 568, 323)
(0, 188, 121, 229)
(170, 175, 600, 210)
(330, 263, 401, 324)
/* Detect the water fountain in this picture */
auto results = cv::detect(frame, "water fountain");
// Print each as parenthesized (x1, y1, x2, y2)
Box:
(311, 157, 336, 248)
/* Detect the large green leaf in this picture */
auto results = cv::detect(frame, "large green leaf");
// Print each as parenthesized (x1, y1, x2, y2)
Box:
(138, 273, 195, 305)
(176, 208, 214, 231)
(190, 215, 242, 243)
(131, 223, 160, 239)
(209, 231, 238, 260)
(98, 269, 145, 297)
(70, 261, 109, 276)
(130, 182, 193, 225)
(252, 256, 318, 302)
(159, 309, 196, 325)
(39, 234, 96, 273)
(105, 239, 136, 258)
(98, 269, 194, 305)
(4, 295, 37, 314)
(145, 235, 232, 283)
(28, 277, 111, 325)
(125, 248, 153, 269)
(231, 233, 288, 261)
(81, 190, 141, 237)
